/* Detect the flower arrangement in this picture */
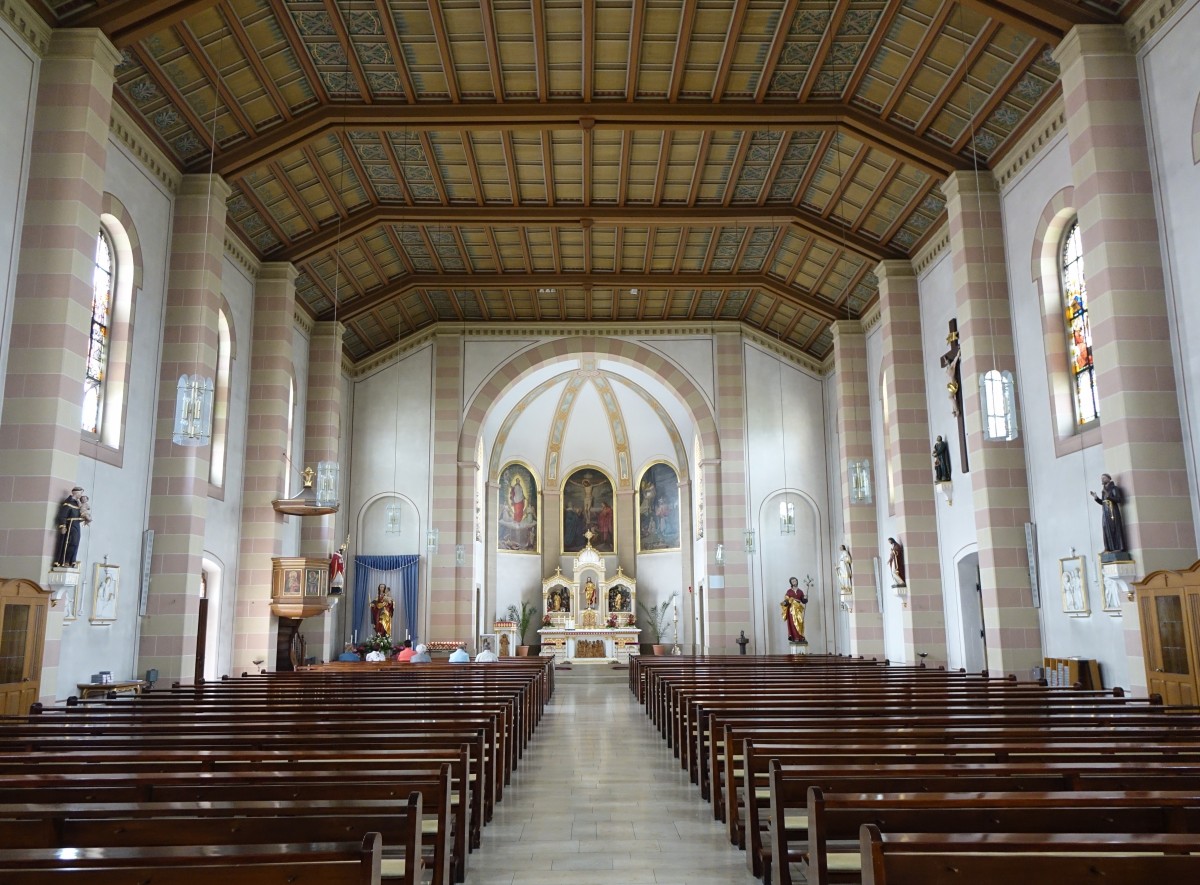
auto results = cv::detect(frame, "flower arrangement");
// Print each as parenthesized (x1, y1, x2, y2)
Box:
(542, 613, 553, 627)
(360, 633, 395, 656)
(606, 614, 618, 629)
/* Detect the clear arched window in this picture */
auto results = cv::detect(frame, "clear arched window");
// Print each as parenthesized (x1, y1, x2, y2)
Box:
(1061, 221, 1099, 426)
(209, 308, 232, 488)
(82, 229, 115, 435)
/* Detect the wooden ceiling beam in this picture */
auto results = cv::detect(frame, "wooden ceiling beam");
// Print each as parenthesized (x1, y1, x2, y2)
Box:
(582, 0, 595, 101)
(786, 235, 818, 287)
(755, 0, 800, 103)
(541, 130, 555, 206)
(722, 131, 752, 206)
(355, 233, 391, 292)
(381, 224, 415, 276)
(821, 144, 868, 220)
(380, 132, 415, 205)
(652, 132, 672, 205)
(323, 271, 839, 324)
(267, 160, 319, 232)
(915, 20, 1000, 137)
(67, 0, 220, 47)
(417, 131, 450, 204)
(672, 226, 688, 274)
(222, 7, 291, 123)
(321, 0, 371, 102)
(501, 131, 520, 204)
(712, 0, 751, 100)
(301, 145, 346, 221)
(792, 130, 835, 210)
(686, 131, 713, 208)
(207, 101, 970, 180)
(532, 0, 549, 102)
(625, 1, 645, 101)
(582, 123, 594, 206)
(174, 24, 253, 135)
(950, 39, 1045, 155)
(617, 130, 631, 207)
(757, 132, 792, 207)
(461, 134, 486, 204)
(668, 0, 699, 102)
(272, 0, 327, 102)
(957, 0, 1115, 45)
(879, 175, 939, 245)
(644, 227, 656, 275)
(274, 203, 901, 266)
(426, 0, 460, 103)
(797, 0, 849, 103)
(129, 44, 214, 154)
(231, 174, 291, 248)
(880, 4, 955, 120)
(477, 0, 504, 101)
(843, 0, 904, 99)
(335, 131, 378, 211)
(832, 260, 873, 313)
(374, 0, 418, 102)
(851, 158, 901, 232)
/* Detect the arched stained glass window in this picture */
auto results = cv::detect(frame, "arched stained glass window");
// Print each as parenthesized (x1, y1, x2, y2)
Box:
(82, 229, 114, 435)
(1061, 221, 1099, 426)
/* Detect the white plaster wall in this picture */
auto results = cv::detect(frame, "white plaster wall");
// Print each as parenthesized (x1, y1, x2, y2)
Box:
(866, 322, 906, 661)
(917, 248, 980, 671)
(201, 255, 256, 680)
(0, 20, 35, 423)
(1002, 134, 1131, 689)
(823, 369, 851, 655)
(1141, 0, 1200, 544)
(463, 339, 539, 413)
(743, 343, 832, 654)
(635, 336, 718, 408)
(56, 138, 173, 695)
(349, 344, 433, 556)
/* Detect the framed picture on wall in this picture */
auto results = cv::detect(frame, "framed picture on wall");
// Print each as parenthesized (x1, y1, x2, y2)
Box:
(1059, 555, 1089, 616)
(91, 563, 119, 624)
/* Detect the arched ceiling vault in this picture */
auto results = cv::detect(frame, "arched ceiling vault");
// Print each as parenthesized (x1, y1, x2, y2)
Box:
(55, 0, 1128, 362)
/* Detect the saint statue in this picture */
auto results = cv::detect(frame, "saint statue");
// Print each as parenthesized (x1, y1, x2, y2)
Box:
(371, 584, 394, 637)
(54, 486, 87, 567)
(1090, 473, 1128, 556)
(329, 536, 349, 591)
(584, 578, 598, 609)
(932, 436, 951, 483)
(780, 576, 807, 643)
(887, 538, 906, 588)
(836, 544, 853, 595)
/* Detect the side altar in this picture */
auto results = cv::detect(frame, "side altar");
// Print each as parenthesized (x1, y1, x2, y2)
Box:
(538, 534, 639, 663)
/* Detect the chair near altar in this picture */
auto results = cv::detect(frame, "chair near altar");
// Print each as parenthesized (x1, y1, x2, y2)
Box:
(537, 537, 640, 663)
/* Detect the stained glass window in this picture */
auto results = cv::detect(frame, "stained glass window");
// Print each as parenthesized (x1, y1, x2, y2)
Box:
(82, 230, 114, 435)
(1061, 221, 1098, 426)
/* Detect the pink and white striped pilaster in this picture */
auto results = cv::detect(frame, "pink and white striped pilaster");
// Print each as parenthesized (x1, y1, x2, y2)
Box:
(708, 331, 751, 654)
(232, 262, 296, 674)
(831, 321, 884, 656)
(300, 321, 345, 559)
(140, 174, 230, 683)
(943, 171, 1043, 676)
(1055, 26, 1195, 574)
(0, 30, 120, 585)
(429, 333, 467, 641)
(876, 260, 947, 665)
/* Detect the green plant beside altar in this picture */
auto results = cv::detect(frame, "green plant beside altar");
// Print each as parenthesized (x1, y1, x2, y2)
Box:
(637, 592, 676, 654)
(506, 600, 538, 652)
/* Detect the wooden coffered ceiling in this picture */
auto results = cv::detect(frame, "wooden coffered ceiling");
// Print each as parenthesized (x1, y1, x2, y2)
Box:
(42, 0, 1132, 363)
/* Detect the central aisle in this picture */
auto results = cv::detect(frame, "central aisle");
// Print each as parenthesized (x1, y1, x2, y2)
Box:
(467, 664, 759, 885)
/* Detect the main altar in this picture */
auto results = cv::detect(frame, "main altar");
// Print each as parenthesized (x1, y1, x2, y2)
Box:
(538, 534, 640, 663)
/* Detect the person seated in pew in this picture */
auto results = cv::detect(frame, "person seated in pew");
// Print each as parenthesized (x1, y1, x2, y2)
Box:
(394, 639, 415, 662)
(337, 643, 360, 662)
(475, 640, 498, 663)
(448, 643, 470, 663)
(409, 643, 432, 663)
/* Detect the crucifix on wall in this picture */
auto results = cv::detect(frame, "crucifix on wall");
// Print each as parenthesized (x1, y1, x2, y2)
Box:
(940, 318, 969, 474)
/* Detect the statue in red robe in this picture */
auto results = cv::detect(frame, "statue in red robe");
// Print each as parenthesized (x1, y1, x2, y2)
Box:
(780, 576, 807, 643)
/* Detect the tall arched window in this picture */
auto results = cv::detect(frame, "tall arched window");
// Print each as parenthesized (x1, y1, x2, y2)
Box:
(208, 308, 232, 489)
(82, 229, 114, 435)
(1061, 220, 1099, 426)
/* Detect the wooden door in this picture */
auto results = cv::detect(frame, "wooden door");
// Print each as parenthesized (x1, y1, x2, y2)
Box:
(0, 578, 48, 716)
(1139, 586, 1200, 705)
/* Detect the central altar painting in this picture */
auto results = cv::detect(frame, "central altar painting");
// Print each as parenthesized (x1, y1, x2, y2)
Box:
(561, 467, 614, 553)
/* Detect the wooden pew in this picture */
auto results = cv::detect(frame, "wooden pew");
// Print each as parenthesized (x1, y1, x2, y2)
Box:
(0, 796, 423, 885)
(859, 826, 1200, 885)
(0, 834, 383, 884)
(803, 789, 1200, 885)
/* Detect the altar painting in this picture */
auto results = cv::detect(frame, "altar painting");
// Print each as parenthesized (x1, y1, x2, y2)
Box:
(638, 462, 680, 552)
(562, 467, 614, 553)
(498, 462, 538, 553)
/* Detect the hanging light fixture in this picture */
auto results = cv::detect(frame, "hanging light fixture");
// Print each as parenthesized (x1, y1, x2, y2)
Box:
(848, 458, 873, 504)
(743, 529, 756, 554)
(384, 124, 410, 536)
(777, 363, 795, 534)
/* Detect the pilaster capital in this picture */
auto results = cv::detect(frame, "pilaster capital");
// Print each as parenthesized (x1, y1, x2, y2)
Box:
(873, 259, 916, 286)
(941, 170, 1000, 204)
(258, 261, 299, 285)
(177, 174, 233, 204)
(830, 320, 865, 347)
(1052, 24, 1131, 70)
(46, 28, 120, 71)
(312, 320, 347, 340)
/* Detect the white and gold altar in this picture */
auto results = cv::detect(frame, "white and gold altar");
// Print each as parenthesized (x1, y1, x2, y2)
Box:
(539, 533, 639, 663)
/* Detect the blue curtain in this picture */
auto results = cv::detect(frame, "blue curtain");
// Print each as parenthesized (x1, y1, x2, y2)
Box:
(353, 554, 420, 642)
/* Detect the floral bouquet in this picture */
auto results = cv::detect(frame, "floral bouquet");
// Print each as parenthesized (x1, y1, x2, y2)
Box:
(606, 614, 618, 629)
(360, 634, 395, 656)
(542, 613, 553, 627)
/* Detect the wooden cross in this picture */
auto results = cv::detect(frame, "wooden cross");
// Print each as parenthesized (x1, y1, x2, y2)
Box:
(939, 318, 969, 474)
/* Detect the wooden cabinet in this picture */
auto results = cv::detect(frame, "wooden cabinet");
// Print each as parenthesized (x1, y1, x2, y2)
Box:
(0, 578, 48, 716)
(1136, 562, 1200, 705)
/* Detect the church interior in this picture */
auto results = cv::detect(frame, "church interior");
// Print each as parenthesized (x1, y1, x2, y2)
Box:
(4, 0, 1200, 880)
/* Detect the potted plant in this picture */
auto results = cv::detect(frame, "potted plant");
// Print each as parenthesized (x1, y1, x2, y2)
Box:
(637, 592, 676, 655)
(506, 601, 538, 656)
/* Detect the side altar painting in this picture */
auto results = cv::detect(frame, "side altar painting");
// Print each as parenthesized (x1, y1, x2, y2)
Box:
(498, 462, 538, 552)
(562, 467, 614, 553)
(638, 462, 680, 552)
